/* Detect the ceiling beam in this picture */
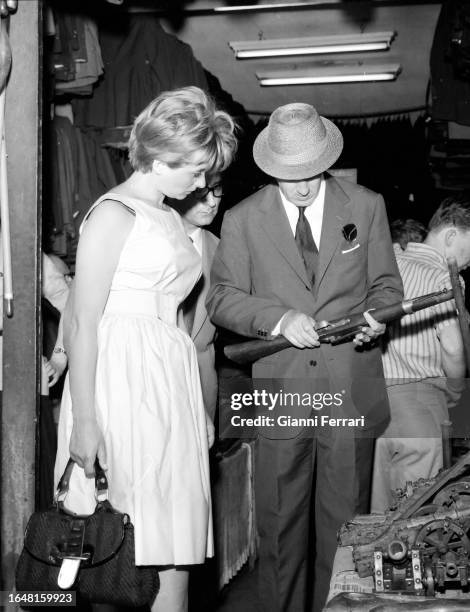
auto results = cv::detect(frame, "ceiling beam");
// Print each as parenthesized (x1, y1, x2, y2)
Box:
(127, 1, 442, 17)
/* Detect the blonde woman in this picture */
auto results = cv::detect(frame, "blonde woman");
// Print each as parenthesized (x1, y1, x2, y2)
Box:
(54, 87, 237, 612)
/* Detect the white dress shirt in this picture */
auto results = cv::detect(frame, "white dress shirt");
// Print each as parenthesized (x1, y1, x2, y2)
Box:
(188, 227, 203, 256)
(273, 177, 326, 335)
(278, 176, 325, 247)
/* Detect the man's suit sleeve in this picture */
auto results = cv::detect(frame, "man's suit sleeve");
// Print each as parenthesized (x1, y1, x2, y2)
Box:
(365, 194, 403, 310)
(206, 209, 289, 338)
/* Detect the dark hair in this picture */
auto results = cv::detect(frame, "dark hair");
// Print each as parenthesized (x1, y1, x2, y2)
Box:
(390, 218, 426, 250)
(428, 194, 470, 233)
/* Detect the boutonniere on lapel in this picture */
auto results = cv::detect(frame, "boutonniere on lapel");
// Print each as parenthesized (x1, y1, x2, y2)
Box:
(341, 223, 360, 253)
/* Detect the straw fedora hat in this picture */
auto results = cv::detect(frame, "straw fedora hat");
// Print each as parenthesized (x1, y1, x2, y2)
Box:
(253, 102, 343, 180)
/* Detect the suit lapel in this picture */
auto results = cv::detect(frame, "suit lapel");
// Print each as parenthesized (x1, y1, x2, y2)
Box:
(259, 185, 310, 287)
(316, 174, 351, 290)
(191, 231, 212, 340)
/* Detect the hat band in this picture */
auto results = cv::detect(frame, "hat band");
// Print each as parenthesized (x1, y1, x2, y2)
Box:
(265, 138, 328, 164)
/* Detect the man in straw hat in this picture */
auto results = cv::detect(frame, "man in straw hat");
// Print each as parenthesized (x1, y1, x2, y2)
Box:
(207, 103, 403, 611)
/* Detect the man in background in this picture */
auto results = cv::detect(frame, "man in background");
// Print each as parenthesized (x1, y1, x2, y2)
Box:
(372, 196, 468, 513)
(390, 218, 426, 253)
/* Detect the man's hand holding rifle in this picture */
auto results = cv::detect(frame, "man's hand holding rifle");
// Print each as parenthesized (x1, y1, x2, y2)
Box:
(225, 289, 455, 365)
(279, 309, 385, 349)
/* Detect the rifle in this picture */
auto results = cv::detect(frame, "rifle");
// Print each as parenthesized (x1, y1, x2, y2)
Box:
(224, 288, 454, 365)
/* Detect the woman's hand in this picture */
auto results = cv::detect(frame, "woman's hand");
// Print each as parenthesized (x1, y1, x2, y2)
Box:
(206, 413, 215, 449)
(41, 356, 63, 393)
(47, 351, 68, 386)
(69, 418, 107, 478)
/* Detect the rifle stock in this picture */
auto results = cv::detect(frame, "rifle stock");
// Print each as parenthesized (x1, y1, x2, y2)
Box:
(224, 289, 454, 365)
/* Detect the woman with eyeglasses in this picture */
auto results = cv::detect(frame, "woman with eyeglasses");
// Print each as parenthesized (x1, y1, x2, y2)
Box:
(54, 87, 237, 612)
(175, 177, 224, 232)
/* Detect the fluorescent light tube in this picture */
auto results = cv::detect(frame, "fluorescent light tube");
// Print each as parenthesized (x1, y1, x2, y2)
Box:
(230, 32, 396, 59)
(216, 1, 343, 12)
(256, 63, 401, 86)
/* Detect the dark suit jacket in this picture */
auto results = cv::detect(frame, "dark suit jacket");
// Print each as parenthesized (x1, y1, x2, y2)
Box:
(206, 174, 403, 432)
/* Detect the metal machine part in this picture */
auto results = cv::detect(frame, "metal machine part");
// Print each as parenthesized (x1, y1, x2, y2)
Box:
(373, 546, 424, 595)
(324, 591, 470, 611)
(339, 451, 470, 597)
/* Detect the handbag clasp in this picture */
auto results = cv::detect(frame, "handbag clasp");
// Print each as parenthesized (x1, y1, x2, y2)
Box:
(57, 557, 82, 589)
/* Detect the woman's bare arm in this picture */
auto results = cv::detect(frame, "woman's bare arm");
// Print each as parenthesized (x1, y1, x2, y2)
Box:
(65, 201, 134, 477)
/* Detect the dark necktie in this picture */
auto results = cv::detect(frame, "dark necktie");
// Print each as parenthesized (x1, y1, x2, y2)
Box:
(295, 206, 318, 287)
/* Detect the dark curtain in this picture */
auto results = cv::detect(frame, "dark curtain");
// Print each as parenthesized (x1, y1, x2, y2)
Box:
(431, 0, 470, 126)
(333, 115, 436, 224)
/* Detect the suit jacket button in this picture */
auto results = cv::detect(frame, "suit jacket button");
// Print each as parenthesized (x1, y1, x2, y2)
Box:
(309, 360, 317, 366)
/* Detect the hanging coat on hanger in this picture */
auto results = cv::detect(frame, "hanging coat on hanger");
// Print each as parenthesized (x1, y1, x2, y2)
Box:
(72, 15, 208, 128)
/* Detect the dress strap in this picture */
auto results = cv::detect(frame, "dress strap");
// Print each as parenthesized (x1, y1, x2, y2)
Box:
(80, 193, 136, 234)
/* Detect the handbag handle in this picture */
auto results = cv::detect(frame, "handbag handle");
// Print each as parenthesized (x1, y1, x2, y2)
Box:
(55, 458, 108, 504)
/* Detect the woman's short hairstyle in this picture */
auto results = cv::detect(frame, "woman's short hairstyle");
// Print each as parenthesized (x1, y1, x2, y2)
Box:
(128, 86, 237, 174)
(428, 194, 470, 233)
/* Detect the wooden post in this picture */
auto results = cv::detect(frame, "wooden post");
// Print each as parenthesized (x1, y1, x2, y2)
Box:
(1, 0, 41, 600)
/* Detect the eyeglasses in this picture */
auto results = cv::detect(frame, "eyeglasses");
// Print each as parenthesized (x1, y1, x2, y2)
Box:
(194, 184, 223, 199)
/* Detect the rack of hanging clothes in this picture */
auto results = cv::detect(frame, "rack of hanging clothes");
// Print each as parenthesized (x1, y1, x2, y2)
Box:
(426, 0, 470, 193)
(45, 111, 130, 264)
(44, 3, 210, 266)
(333, 113, 435, 222)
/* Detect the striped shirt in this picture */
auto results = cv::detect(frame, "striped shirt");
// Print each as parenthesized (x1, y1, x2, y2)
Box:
(382, 242, 458, 381)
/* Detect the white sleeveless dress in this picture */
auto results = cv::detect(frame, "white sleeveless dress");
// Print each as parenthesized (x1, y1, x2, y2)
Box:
(54, 192, 213, 566)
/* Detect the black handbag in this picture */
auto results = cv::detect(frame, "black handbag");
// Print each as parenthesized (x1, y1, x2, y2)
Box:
(16, 458, 159, 607)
